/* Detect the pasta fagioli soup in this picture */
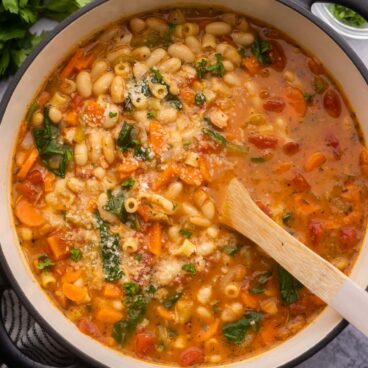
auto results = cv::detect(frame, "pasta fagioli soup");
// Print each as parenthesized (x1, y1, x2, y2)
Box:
(11, 7, 368, 367)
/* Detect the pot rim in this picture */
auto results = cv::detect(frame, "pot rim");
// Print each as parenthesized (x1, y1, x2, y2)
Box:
(0, 0, 367, 367)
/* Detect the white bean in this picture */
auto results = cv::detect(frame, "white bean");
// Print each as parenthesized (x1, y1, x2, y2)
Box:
(110, 76, 125, 104)
(133, 62, 148, 80)
(91, 60, 109, 82)
(146, 17, 168, 33)
(132, 46, 151, 61)
(231, 32, 255, 46)
(159, 57, 182, 73)
(49, 106, 62, 124)
(74, 142, 88, 166)
(102, 132, 115, 164)
(145, 48, 167, 69)
(224, 72, 241, 86)
(205, 21, 232, 36)
(168, 43, 194, 63)
(92, 72, 114, 96)
(129, 18, 146, 34)
(185, 36, 202, 54)
(76, 71, 92, 98)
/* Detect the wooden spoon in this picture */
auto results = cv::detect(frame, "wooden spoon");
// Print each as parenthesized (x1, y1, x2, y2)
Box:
(220, 178, 368, 337)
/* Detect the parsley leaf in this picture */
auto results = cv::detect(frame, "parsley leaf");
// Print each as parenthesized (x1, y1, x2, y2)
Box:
(179, 228, 192, 239)
(196, 53, 225, 79)
(70, 247, 82, 262)
(37, 255, 54, 270)
(109, 111, 117, 118)
(282, 212, 293, 225)
(251, 39, 271, 65)
(195, 92, 206, 106)
(121, 178, 135, 189)
(123, 282, 141, 296)
(147, 111, 157, 119)
(182, 263, 197, 275)
(163, 292, 182, 309)
(329, 4, 367, 27)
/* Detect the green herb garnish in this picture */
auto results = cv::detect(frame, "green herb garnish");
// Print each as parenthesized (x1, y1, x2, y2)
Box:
(282, 212, 293, 226)
(222, 244, 239, 257)
(196, 53, 225, 79)
(122, 178, 135, 189)
(182, 263, 197, 275)
(329, 4, 367, 27)
(26, 101, 39, 122)
(134, 253, 143, 262)
(109, 111, 117, 118)
(250, 157, 266, 163)
(251, 39, 271, 65)
(147, 111, 157, 119)
(203, 128, 247, 155)
(95, 212, 123, 282)
(303, 93, 315, 104)
(70, 248, 82, 262)
(37, 255, 54, 270)
(278, 265, 303, 304)
(123, 282, 141, 296)
(222, 311, 263, 344)
(32, 106, 72, 178)
(166, 94, 183, 110)
(179, 228, 192, 239)
(250, 271, 272, 294)
(195, 92, 206, 106)
(163, 292, 182, 309)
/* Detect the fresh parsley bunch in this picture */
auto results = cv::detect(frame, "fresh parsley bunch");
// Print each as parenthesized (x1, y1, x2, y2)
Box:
(0, 0, 92, 77)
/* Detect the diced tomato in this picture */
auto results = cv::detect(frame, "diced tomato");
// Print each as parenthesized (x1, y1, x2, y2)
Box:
(308, 57, 324, 75)
(135, 332, 155, 358)
(285, 86, 307, 117)
(197, 140, 221, 154)
(269, 41, 286, 72)
(255, 200, 272, 218)
(27, 170, 44, 185)
(71, 95, 85, 110)
(323, 90, 341, 118)
(308, 219, 324, 246)
(339, 227, 359, 249)
(283, 142, 300, 155)
(18, 181, 41, 202)
(249, 134, 278, 149)
(77, 318, 101, 338)
(291, 173, 310, 192)
(179, 347, 204, 367)
(263, 98, 285, 113)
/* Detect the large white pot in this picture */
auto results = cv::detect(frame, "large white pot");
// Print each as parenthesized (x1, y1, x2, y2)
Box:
(0, 1, 367, 367)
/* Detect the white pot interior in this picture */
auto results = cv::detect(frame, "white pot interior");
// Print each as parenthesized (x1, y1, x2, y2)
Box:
(0, 0, 368, 367)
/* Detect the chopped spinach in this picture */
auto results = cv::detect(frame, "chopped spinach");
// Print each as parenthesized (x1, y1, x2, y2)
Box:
(123, 95, 134, 112)
(26, 101, 39, 122)
(222, 311, 263, 344)
(109, 111, 117, 118)
(250, 271, 272, 295)
(278, 265, 303, 304)
(222, 244, 239, 257)
(163, 292, 182, 309)
(134, 253, 143, 262)
(32, 106, 72, 178)
(203, 128, 247, 155)
(179, 228, 192, 239)
(70, 247, 82, 262)
(182, 263, 197, 275)
(151, 67, 165, 84)
(250, 156, 266, 163)
(166, 93, 183, 110)
(121, 178, 135, 189)
(147, 111, 157, 119)
(251, 39, 271, 65)
(95, 212, 123, 282)
(195, 92, 206, 106)
(105, 189, 127, 222)
(123, 282, 141, 296)
(37, 255, 54, 270)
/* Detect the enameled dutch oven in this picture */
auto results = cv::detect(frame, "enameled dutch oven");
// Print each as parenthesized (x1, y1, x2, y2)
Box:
(0, 0, 367, 367)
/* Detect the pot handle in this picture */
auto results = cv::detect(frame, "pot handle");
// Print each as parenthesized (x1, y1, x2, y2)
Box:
(0, 269, 86, 368)
(298, 0, 368, 21)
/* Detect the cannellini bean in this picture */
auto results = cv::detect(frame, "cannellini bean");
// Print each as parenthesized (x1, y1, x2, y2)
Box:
(110, 76, 125, 104)
(205, 21, 232, 36)
(189, 216, 211, 227)
(216, 42, 229, 54)
(260, 298, 278, 315)
(231, 32, 255, 46)
(146, 17, 168, 33)
(196, 306, 212, 320)
(209, 108, 229, 129)
(88, 131, 102, 163)
(76, 71, 92, 98)
(223, 60, 234, 72)
(157, 105, 177, 124)
(197, 286, 212, 304)
(103, 104, 120, 129)
(222, 13, 237, 26)
(19, 227, 33, 241)
(207, 226, 219, 238)
(224, 72, 241, 86)
(74, 142, 88, 166)
(133, 62, 148, 80)
(182, 22, 199, 37)
(106, 47, 131, 64)
(168, 43, 194, 63)
(168, 225, 180, 242)
(166, 181, 183, 199)
(202, 33, 216, 50)
(93, 167, 106, 179)
(102, 132, 115, 164)
(91, 60, 109, 82)
(132, 46, 151, 61)
(67, 177, 85, 193)
(185, 36, 201, 54)
(49, 106, 62, 124)
(129, 18, 146, 34)
(197, 241, 215, 256)
(92, 72, 114, 96)
(32, 111, 43, 127)
(224, 47, 241, 66)
(193, 190, 208, 208)
(131, 93, 148, 109)
(145, 48, 167, 68)
(159, 57, 182, 73)
(201, 200, 216, 220)
(180, 202, 200, 217)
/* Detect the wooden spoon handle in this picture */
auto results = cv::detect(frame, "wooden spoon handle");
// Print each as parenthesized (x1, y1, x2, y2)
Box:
(221, 178, 368, 337)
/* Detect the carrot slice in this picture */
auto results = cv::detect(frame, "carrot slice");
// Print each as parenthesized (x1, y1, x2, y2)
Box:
(149, 121, 166, 154)
(47, 235, 68, 260)
(62, 283, 88, 303)
(198, 156, 212, 183)
(17, 148, 39, 180)
(285, 86, 307, 117)
(152, 164, 177, 190)
(137, 204, 151, 222)
(102, 283, 122, 299)
(61, 270, 82, 283)
(242, 56, 262, 75)
(241, 291, 259, 309)
(177, 165, 203, 186)
(64, 111, 79, 126)
(149, 222, 163, 256)
(95, 307, 123, 323)
(15, 199, 45, 227)
(197, 319, 219, 342)
(60, 49, 84, 80)
(304, 152, 326, 172)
